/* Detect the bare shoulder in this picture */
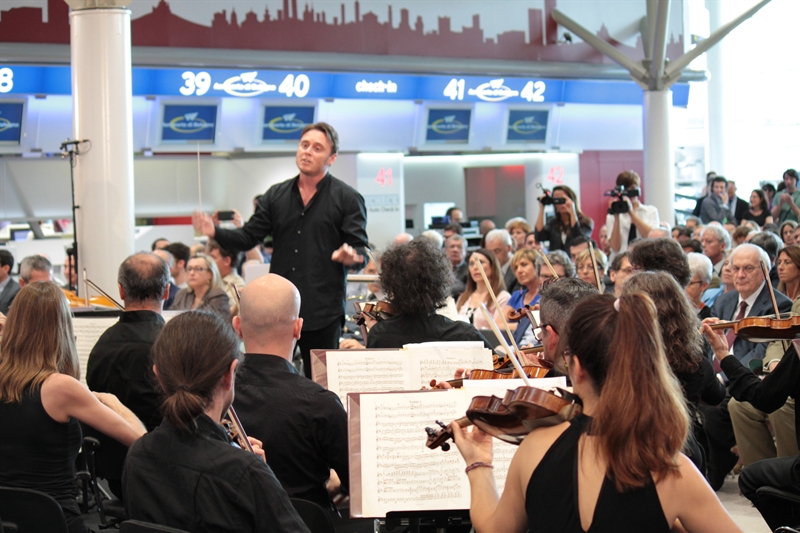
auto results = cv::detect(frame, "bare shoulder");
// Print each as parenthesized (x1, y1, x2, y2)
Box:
(517, 421, 571, 464)
(40, 373, 91, 422)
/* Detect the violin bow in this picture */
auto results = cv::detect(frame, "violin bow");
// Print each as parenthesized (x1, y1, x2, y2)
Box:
(475, 260, 532, 386)
(760, 260, 791, 353)
(83, 270, 125, 310)
(587, 241, 603, 291)
(533, 249, 559, 280)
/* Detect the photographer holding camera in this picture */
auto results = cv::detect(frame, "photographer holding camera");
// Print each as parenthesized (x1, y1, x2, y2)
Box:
(534, 185, 594, 253)
(606, 170, 659, 261)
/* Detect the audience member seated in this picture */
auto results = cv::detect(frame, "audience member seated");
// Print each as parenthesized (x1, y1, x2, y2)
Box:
(534, 184, 593, 253)
(164, 242, 191, 288)
(368, 239, 491, 348)
(627, 238, 691, 289)
(535, 250, 574, 287)
(742, 189, 773, 227)
(606, 170, 659, 260)
(685, 215, 702, 229)
(598, 224, 611, 255)
(623, 272, 725, 474)
(233, 274, 349, 514)
(574, 248, 607, 293)
(18, 254, 53, 286)
(682, 238, 703, 254)
(446, 206, 464, 224)
(749, 230, 784, 287)
(648, 228, 670, 239)
(63, 248, 78, 290)
(206, 239, 245, 316)
(779, 220, 797, 245)
(567, 235, 593, 263)
(392, 232, 414, 246)
(0, 249, 20, 314)
(478, 219, 496, 245)
(701, 225, 731, 280)
(777, 245, 800, 302)
(505, 217, 532, 250)
(700, 176, 732, 224)
(524, 231, 545, 252)
(170, 254, 230, 317)
(456, 248, 510, 330)
(502, 248, 541, 345)
(702, 243, 793, 491)
(443, 222, 463, 239)
(445, 235, 469, 298)
(452, 292, 741, 533)
(0, 282, 146, 533)
(339, 255, 382, 350)
(85, 253, 170, 500)
(762, 183, 776, 210)
(152, 249, 179, 309)
(420, 229, 444, 248)
(704, 314, 800, 531)
(793, 224, 800, 247)
(731, 225, 753, 247)
(151, 237, 169, 251)
(607, 251, 634, 297)
(686, 253, 714, 319)
(122, 310, 310, 533)
(485, 228, 519, 294)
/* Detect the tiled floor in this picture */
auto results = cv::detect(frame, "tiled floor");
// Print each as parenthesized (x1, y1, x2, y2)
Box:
(719, 473, 772, 533)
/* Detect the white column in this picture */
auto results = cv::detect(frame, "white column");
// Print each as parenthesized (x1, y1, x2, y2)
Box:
(68, 0, 135, 296)
(642, 89, 675, 226)
(706, 0, 727, 176)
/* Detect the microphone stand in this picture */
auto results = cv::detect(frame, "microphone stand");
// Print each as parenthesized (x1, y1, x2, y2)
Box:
(60, 139, 87, 295)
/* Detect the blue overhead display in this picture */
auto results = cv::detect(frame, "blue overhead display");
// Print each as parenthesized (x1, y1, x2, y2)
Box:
(507, 109, 549, 143)
(161, 104, 217, 142)
(0, 65, 691, 107)
(262, 106, 316, 141)
(426, 108, 471, 143)
(0, 102, 24, 144)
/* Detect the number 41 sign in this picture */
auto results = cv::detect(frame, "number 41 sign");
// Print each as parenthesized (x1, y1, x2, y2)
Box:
(356, 153, 405, 250)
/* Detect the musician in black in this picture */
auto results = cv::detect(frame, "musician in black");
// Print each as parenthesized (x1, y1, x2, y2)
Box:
(366, 239, 491, 348)
(123, 310, 309, 533)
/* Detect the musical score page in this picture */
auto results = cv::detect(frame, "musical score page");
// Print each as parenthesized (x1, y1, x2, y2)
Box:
(354, 388, 518, 517)
(72, 317, 117, 385)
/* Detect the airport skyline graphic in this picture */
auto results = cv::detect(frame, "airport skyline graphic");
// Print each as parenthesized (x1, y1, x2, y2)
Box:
(1, 0, 684, 64)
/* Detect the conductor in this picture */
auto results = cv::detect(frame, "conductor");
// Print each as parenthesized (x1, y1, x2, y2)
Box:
(193, 123, 368, 377)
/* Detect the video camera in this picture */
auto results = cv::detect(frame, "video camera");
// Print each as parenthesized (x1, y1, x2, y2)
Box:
(604, 185, 641, 215)
(539, 188, 566, 206)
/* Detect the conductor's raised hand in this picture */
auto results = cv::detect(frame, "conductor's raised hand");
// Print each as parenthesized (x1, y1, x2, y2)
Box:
(331, 243, 364, 266)
(192, 211, 216, 238)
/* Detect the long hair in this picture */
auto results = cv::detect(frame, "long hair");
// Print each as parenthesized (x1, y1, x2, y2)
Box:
(380, 239, 451, 316)
(622, 272, 702, 374)
(152, 311, 241, 433)
(563, 292, 689, 491)
(0, 282, 79, 402)
(777, 245, 800, 296)
(552, 185, 593, 231)
(456, 249, 506, 310)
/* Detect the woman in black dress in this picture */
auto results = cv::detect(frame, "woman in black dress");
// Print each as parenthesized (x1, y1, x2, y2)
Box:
(741, 189, 773, 227)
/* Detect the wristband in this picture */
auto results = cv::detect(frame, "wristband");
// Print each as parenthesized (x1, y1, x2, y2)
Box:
(465, 462, 494, 474)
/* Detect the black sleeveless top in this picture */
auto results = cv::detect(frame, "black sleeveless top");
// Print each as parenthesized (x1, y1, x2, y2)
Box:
(0, 384, 82, 502)
(525, 414, 670, 533)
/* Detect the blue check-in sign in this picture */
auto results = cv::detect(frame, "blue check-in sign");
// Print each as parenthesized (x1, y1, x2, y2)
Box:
(262, 106, 315, 141)
(161, 104, 217, 142)
(426, 108, 471, 143)
(507, 110, 549, 143)
(0, 102, 24, 143)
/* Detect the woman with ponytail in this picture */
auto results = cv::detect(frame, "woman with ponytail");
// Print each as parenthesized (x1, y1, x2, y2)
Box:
(122, 310, 310, 533)
(451, 292, 741, 533)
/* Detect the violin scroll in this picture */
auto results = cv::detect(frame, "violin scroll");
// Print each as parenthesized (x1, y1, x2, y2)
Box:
(425, 420, 458, 451)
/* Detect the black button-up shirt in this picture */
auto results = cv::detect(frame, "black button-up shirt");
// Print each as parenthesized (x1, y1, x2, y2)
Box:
(214, 173, 368, 330)
(123, 414, 310, 533)
(366, 314, 493, 349)
(233, 354, 349, 509)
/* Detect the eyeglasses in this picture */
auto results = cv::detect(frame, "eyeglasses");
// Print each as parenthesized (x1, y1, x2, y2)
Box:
(532, 323, 556, 342)
(186, 266, 209, 273)
(687, 280, 705, 286)
(616, 267, 636, 275)
(730, 265, 759, 275)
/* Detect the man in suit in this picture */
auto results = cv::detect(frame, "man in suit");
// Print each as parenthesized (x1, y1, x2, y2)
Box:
(703, 243, 793, 490)
(445, 234, 468, 298)
(727, 180, 749, 225)
(0, 250, 20, 314)
(485, 228, 518, 294)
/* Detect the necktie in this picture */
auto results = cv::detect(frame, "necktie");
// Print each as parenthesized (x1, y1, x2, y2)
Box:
(719, 301, 748, 372)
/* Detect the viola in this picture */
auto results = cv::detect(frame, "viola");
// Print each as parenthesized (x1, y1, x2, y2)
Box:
(425, 386, 582, 450)
(707, 313, 800, 343)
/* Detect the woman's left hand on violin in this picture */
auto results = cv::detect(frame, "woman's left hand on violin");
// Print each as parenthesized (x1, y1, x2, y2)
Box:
(449, 421, 493, 466)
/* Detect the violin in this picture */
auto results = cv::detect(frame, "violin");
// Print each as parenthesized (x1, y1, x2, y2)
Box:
(425, 386, 582, 450)
(222, 407, 262, 460)
(432, 347, 551, 389)
(707, 313, 800, 343)
(507, 303, 539, 322)
(353, 300, 395, 325)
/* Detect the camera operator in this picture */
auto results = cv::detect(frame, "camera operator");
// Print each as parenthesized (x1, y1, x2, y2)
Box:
(606, 170, 659, 260)
(534, 185, 593, 253)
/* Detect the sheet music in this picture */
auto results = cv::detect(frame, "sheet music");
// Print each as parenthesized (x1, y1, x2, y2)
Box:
(326, 351, 410, 406)
(72, 317, 117, 385)
(356, 388, 517, 517)
(410, 345, 493, 390)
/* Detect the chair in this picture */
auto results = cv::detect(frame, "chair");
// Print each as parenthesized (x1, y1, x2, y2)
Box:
(0, 486, 69, 533)
(77, 435, 128, 528)
(290, 498, 336, 533)
(755, 486, 800, 533)
(119, 520, 191, 533)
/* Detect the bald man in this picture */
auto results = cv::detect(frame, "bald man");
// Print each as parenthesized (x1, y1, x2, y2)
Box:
(232, 274, 348, 513)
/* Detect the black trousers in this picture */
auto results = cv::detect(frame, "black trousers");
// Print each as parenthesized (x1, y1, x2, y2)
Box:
(700, 395, 739, 491)
(297, 317, 343, 379)
(739, 455, 800, 531)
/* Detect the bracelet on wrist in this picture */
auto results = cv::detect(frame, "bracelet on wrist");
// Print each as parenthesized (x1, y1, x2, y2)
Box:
(465, 462, 494, 474)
